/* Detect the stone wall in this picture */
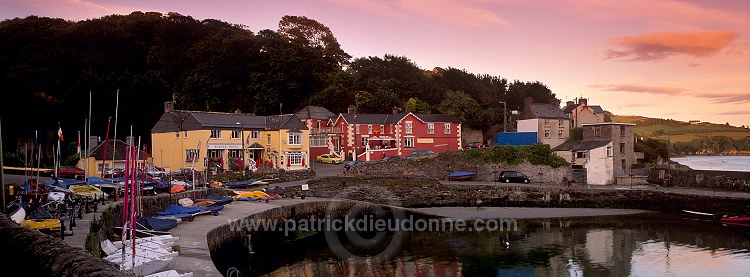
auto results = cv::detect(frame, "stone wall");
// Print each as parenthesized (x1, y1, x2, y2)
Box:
(461, 126, 484, 146)
(207, 170, 316, 184)
(0, 213, 129, 277)
(648, 167, 750, 192)
(350, 151, 570, 183)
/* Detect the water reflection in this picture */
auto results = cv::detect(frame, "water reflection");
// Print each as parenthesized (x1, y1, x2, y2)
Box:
(212, 213, 750, 276)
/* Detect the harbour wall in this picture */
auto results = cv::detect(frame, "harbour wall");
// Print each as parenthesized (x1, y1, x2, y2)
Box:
(649, 167, 750, 192)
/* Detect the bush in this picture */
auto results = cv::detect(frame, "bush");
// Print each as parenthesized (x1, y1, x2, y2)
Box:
(463, 144, 568, 167)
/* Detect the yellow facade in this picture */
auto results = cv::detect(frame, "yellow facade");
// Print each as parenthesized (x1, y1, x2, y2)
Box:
(151, 128, 310, 173)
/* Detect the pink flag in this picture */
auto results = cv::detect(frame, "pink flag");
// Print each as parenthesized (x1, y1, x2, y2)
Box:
(58, 127, 64, 141)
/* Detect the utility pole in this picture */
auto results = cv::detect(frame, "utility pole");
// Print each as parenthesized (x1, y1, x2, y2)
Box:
(500, 101, 507, 132)
(237, 122, 245, 176)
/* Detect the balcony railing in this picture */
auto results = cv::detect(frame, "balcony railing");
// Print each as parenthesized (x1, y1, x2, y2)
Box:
(310, 126, 345, 134)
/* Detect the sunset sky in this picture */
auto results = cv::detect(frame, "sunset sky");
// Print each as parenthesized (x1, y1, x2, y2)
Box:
(2, 0, 749, 127)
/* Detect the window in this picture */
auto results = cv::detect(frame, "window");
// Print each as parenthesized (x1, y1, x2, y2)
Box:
(228, 149, 242, 159)
(558, 120, 564, 128)
(620, 125, 626, 137)
(175, 132, 179, 138)
(185, 149, 198, 162)
(427, 123, 434, 134)
(607, 145, 612, 156)
(266, 134, 271, 145)
(405, 122, 413, 134)
(288, 152, 302, 165)
(361, 137, 368, 146)
(184, 131, 188, 138)
(544, 130, 550, 138)
(576, 151, 587, 159)
(404, 137, 414, 148)
(311, 135, 327, 147)
(558, 130, 564, 139)
(251, 131, 259, 139)
(594, 126, 601, 137)
(620, 142, 625, 153)
(288, 132, 301, 145)
(444, 123, 451, 134)
(621, 159, 626, 169)
(231, 130, 241, 139)
(368, 125, 373, 134)
(208, 149, 222, 158)
(210, 130, 221, 139)
(544, 120, 550, 128)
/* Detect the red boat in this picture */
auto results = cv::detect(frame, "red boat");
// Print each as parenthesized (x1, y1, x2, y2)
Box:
(720, 216, 750, 224)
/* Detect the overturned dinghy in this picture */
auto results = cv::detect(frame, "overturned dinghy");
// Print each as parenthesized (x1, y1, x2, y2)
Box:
(101, 239, 177, 276)
(146, 270, 193, 277)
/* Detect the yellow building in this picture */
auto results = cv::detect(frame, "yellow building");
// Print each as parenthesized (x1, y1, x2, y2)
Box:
(151, 104, 310, 173)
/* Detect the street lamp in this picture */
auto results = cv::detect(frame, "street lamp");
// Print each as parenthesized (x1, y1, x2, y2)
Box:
(236, 122, 246, 176)
(499, 101, 507, 132)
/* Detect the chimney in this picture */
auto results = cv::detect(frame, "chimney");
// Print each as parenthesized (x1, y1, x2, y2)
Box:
(579, 98, 588, 106)
(524, 97, 534, 108)
(392, 106, 399, 115)
(348, 105, 357, 114)
(550, 98, 561, 108)
(164, 101, 174, 112)
(566, 101, 574, 107)
(89, 136, 100, 151)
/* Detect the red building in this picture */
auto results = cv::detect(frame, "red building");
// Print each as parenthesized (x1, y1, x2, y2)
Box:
(295, 106, 338, 159)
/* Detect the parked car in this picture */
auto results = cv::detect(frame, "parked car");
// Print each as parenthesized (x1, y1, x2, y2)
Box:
(379, 156, 401, 163)
(316, 154, 344, 164)
(46, 166, 86, 179)
(465, 142, 485, 149)
(405, 149, 434, 159)
(144, 165, 167, 177)
(174, 167, 199, 177)
(345, 160, 368, 167)
(104, 168, 125, 178)
(498, 171, 531, 183)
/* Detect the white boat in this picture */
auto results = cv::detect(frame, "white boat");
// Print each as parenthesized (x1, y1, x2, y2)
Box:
(101, 239, 177, 276)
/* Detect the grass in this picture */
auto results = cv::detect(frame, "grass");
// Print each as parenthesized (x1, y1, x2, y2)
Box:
(612, 115, 750, 141)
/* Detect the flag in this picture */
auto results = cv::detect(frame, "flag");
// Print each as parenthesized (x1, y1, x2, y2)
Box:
(34, 130, 39, 156)
(58, 127, 64, 141)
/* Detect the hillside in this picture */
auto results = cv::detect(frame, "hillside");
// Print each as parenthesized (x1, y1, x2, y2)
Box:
(611, 115, 750, 143)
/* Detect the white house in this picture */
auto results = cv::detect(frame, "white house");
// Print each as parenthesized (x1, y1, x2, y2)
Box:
(553, 140, 613, 185)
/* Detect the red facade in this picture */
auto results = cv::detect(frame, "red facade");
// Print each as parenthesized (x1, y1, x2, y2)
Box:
(323, 113, 462, 161)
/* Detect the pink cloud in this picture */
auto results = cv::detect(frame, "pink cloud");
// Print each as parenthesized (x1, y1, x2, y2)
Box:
(592, 84, 750, 103)
(326, 0, 509, 27)
(604, 30, 739, 61)
(562, 0, 750, 29)
(19, 0, 135, 20)
(714, 110, 750, 116)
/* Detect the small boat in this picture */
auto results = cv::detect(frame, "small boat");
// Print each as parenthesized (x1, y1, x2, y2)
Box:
(445, 171, 477, 181)
(146, 270, 193, 277)
(223, 179, 270, 188)
(69, 184, 108, 200)
(682, 210, 717, 220)
(101, 239, 177, 276)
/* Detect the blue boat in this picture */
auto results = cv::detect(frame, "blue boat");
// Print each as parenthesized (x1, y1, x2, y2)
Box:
(445, 171, 477, 181)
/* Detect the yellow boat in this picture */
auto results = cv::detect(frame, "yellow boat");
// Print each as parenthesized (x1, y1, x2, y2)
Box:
(22, 218, 62, 236)
(69, 184, 107, 200)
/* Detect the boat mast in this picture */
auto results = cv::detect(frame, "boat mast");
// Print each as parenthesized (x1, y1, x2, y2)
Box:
(101, 117, 111, 179)
(1, 118, 5, 213)
(112, 89, 119, 172)
(87, 89, 92, 180)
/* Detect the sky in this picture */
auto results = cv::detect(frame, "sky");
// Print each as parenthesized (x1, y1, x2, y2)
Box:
(2, 0, 749, 127)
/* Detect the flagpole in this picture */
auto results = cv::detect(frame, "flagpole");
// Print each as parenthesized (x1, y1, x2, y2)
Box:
(1, 117, 5, 213)
(112, 89, 119, 170)
(56, 122, 61, 179)
(101, 117, 111, 179)
(35, 130, 40, 194)
(83, 119, 87, 180)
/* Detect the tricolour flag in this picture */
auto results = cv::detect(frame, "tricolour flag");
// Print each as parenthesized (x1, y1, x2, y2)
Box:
(58, 127, 64, 141)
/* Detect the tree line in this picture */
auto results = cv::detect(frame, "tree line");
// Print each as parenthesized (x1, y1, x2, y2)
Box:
(0, 12, 556, 162)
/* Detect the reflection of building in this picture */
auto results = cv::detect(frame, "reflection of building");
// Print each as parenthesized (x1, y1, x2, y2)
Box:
(151, 102, 309, 172)
(518, 97, 570, 149)
(267, 257, 463, 277)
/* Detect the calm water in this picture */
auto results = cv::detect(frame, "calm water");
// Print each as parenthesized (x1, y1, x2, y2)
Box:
(672, 156, 750, 172)
(212, 212, 750, 277)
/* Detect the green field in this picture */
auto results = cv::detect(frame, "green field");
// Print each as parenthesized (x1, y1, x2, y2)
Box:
(611, 115, 750, 141)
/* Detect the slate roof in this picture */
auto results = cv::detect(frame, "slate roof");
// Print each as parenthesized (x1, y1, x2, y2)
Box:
(88, 139, 151, 160)
(552, 140, 611, 152)
(339, 113, 408, 124)
(527, 104, 568, 119)
(295, 106, 336, 120)
(562, 105, 577, 114)
(265, 114, 308, 131)
(588, 105, 605, 114)
(152, 111, 307, 133)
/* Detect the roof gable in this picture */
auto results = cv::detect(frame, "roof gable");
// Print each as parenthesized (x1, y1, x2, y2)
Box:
(552, 140, 611, 151)
(295, 106, 336, 120)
